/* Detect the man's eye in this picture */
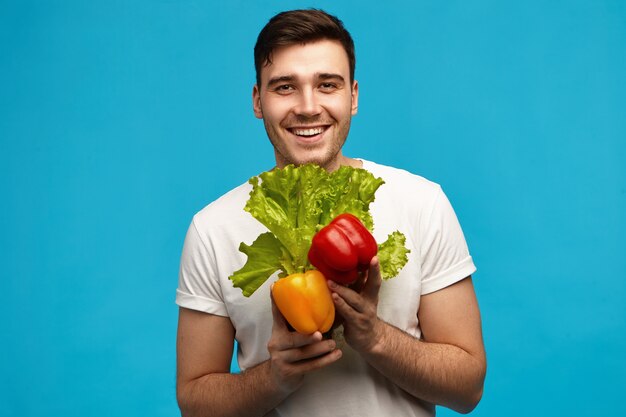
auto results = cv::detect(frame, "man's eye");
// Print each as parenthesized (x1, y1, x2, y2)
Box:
(275, 84, 294, 93)
(320, 83, 338, 91)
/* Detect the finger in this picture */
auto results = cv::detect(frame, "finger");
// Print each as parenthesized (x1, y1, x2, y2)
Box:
(331, 290, 361, 321)
(270, 326, 324, 351)
(290, 346, 343, 372)
(361, 256, 382, 302)
(274, 348, 342, 385)
(282, 338, 338, 363)
(270, 288, 323, 348)
(328, 280, 365, 313)
(290, 331, 323, 349)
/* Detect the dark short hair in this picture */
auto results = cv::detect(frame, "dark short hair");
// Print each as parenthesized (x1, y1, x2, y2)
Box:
(254, 9, 356, 88)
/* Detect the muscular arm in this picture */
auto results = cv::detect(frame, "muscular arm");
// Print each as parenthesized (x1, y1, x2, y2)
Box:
(331, 260, 486, 414)
(369, 278, 485, 413)
(176, 304, 342, 417)
(176, 308, 281, 417)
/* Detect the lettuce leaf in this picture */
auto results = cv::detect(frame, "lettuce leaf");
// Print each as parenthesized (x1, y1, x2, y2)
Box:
(229, 164, 409, 296)
(377, 231, 411, 280)
(229, 232, 286, 297)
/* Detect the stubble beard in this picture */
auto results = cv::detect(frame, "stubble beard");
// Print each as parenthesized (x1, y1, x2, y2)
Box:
(264, 117, 352, 170)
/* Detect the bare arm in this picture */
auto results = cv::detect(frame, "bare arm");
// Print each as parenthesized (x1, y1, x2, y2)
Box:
(176, 307, 280, 417)
(176, 302, 342, 417)
(330, 258, 486, 414)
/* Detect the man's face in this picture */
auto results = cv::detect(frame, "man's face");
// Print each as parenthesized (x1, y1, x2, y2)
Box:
(253, 39, 359, 171)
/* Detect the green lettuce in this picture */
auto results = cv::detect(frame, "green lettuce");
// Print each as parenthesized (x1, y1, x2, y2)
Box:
(229, 164, 410, 296)
(377, 231, 410, 280)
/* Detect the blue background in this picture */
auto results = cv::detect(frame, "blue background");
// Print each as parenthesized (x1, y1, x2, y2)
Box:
(1, 1, 624, 416)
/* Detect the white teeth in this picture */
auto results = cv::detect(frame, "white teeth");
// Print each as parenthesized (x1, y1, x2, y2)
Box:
(293, 127, 324, 136)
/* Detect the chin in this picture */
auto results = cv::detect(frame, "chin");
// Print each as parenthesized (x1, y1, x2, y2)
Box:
(291, 152, 336, 168)
(274, 139, 344, 169)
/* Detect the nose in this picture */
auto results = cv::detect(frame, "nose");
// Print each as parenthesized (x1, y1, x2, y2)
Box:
(294, 89, 322, 117)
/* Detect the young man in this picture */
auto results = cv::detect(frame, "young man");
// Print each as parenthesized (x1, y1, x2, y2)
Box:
(176, 9, 486, 417)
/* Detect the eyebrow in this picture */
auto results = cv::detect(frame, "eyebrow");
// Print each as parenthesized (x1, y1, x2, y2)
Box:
(266, 72, 346, 89)
(266, 75, 296, 89)
(317, 73, 345, 83)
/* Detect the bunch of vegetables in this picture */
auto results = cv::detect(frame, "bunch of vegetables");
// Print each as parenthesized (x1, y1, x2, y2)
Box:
(229, 164, 409, 334)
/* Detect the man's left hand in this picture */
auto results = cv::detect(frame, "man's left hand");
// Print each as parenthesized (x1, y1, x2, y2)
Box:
(328, 256, 383, 354)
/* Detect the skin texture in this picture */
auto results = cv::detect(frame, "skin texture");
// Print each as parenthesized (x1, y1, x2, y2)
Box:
(176, 39, 486, 416)
(252, 40, 360, 171)
(176, 304, 342, 417)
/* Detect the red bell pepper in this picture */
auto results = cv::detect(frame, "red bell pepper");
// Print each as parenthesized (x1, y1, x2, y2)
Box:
(308, 213, 378, 285)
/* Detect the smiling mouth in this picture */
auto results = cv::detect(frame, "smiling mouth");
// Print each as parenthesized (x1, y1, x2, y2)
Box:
(288, 126, 328, 137)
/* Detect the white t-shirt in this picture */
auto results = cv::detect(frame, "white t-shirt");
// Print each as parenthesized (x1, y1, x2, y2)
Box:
(176, 159, 476, 417)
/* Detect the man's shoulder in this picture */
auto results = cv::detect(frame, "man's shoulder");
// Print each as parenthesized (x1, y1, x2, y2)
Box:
(192, 180, 254, 231)
(203, 181, 252, 212)
(361, 159, 441, 196)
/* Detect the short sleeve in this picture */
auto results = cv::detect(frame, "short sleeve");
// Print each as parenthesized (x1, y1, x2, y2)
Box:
(419, 187, 476, 295)
(176, 218, 229, 316)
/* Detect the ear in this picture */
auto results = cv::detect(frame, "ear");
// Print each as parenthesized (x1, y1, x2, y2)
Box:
(252, 84, 263, 119)
(351, 80, 359, 116)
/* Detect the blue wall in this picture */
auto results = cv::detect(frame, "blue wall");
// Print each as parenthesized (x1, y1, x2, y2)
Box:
(1, 1, 624, 416)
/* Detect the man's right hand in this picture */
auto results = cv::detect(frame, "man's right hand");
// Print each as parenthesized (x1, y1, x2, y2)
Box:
(267, 293, 343, 395)
(176, 299, 342, 417)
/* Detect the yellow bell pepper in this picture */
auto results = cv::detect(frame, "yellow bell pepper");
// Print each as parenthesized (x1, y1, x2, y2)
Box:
(272, 270, 335, 334)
